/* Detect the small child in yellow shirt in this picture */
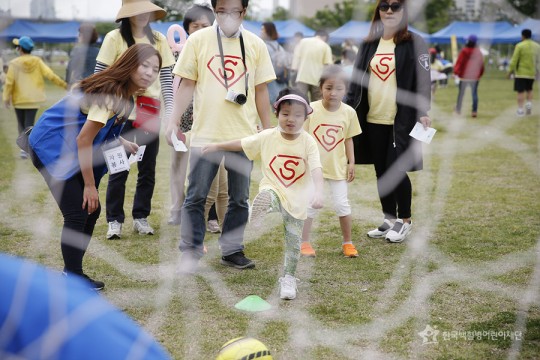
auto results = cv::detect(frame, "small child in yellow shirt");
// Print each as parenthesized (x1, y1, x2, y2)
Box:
(301, 65, 362, 258)
(203, 88, 324, 300)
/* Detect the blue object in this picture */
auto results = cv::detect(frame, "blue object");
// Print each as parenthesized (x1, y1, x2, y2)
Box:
(0, 253, 171, 360)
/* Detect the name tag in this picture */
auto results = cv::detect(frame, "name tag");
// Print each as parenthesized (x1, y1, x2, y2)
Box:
(103, 142, 130, 174)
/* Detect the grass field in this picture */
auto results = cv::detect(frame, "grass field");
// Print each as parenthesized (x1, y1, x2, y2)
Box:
(0, 67, 539, 359)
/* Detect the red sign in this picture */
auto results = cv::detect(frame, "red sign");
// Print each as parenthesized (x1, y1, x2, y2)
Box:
(313, 124, 344, 152)
(207, 55, 246, 89)
(370, 53, 395, 81)
(269, 155, 306, 188)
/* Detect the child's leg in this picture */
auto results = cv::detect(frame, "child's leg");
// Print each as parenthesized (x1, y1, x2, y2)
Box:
(282, 209, 304, 276)
(300, 207, 317, 257)
(330, 180, 358, 257)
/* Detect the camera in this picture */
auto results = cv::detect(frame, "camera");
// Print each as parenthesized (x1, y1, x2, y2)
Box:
(225, 89, 247, 105)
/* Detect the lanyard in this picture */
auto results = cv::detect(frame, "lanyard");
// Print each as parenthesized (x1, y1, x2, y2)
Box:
(216, 26, 248, 99)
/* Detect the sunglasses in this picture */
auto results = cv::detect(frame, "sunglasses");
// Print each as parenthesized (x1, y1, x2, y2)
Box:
(378, 2, 403, 12)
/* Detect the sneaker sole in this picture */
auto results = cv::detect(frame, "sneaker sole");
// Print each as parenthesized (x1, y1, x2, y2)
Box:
(386, 229, 412, 243)
(280, 294, 296, 300)
(220, 259, 255, 269)
(343, 253, 359, 258)
(93, 284, 105, 291)
(300, 252, 316, 257)
(107, 234, 121, 240)
(367, 231, 389, 239)
(249, 192, 272, 227)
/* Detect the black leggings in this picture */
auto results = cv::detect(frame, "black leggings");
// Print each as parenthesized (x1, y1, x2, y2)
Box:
(31, 151, 101, 275)
(366, 123, 412, 219)
(15, 108, 38, 135)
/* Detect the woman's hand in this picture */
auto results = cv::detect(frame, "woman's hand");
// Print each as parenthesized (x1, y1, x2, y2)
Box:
(419, 116, 432, 130)
(165, 122, 178, 147)
(120, 137, 138, 155)
(82, 185, 99, 214)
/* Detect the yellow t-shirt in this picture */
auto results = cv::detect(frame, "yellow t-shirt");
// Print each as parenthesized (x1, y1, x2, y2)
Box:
(173, 26, 276, 146)
(96, 29, 175, 101)
(304, 100, 361, 180)
(241, 128, 321, 220)
(367, 38, 397, 125)
(292, 37, 333, 86)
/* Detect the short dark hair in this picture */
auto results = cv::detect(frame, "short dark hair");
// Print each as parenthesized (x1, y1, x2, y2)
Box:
(183, 4, 215, 34)
(275, 88, 310, 117)
(522, 29, 532, 39)
(315, 29, 329, 38)
(211, 0, 249, 9)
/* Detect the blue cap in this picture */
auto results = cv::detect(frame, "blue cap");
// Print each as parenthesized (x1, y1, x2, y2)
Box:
(467, 34, 477, 43)
(13, 36, 34, 51)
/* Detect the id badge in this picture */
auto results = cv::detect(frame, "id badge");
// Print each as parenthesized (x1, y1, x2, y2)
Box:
(102, 139, 130, 174)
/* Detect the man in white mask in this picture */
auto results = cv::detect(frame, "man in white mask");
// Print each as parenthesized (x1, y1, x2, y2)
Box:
(166, 0, 276, 272)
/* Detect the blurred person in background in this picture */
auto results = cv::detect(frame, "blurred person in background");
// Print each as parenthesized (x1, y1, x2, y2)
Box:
(2, 36, 67, 159)
(66, 23, 100, 88)
(453, 34, 484, 118)
(508, 29, 540, 117)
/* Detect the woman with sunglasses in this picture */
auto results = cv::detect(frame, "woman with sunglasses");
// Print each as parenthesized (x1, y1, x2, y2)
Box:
(346, 0, 431, 243)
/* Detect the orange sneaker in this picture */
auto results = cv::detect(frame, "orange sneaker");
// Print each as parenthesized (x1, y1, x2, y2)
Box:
(342, 243, 358, 257)
(300, 242, 316, 257)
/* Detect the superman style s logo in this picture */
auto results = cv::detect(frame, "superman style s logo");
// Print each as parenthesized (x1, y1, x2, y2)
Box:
(313, 124, 344, 152)
(207, 55, 246, 88)
(370, 53, 395, 81)
(269, 155, 306, 188)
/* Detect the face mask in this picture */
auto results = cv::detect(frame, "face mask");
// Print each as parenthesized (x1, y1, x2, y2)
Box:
(218, 17, 242, 37)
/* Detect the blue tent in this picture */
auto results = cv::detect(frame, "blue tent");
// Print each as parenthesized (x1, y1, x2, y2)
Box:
(0, 19, 80, 43)
(430, 21, 513, 44)
(494, 18, 540, 44)
(329, 21, 430, 45)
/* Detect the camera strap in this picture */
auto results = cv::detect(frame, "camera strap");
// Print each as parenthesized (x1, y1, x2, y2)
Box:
(216, 26, 248, 99)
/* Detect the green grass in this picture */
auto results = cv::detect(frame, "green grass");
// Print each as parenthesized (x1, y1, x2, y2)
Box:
(1, 68, 539, 359)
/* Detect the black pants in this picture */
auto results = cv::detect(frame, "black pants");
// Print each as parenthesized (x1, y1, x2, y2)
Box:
(106, 121, 160, 222)
(31, 150, 101, 275)
(366, 123, 412, 219)
(15, 108, 38, 135)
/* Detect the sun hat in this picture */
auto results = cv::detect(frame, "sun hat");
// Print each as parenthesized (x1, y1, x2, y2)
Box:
(13, 36, 34, 52)
(115, 0, 166, 23)
(273, 94, 314, 115)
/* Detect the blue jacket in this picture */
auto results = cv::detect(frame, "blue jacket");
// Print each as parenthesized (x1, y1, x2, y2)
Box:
(29, 91, 126, 181)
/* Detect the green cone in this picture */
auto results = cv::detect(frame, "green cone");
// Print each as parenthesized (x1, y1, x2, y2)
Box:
(234, 295, 272, 312)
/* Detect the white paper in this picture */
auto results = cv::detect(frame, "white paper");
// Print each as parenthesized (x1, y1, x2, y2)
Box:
(103, 145, 130, 174)
(171, 132, 188, 152)
(409, 122, 436, 144)
(128, 145, 146, 165)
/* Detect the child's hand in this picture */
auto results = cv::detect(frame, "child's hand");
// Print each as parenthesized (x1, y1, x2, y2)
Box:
(120, 137, 138, 155)
(311, 194, 323, 209)
(201, 144, 217, 155)
(347, 164, 355, 182)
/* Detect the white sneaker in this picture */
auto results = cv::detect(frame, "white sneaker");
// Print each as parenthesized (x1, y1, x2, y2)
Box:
(249, 191, 273, 228)
(207, 219, 221, 233)
(279, 274, 298, 300)
(106, 220, 122, 239)
(517, 108, 525, 117)
(525, 102, 532, 115)
(385, 219, 412, 243)
(133, 218, 154, 235)
(367, 219, 394, 238)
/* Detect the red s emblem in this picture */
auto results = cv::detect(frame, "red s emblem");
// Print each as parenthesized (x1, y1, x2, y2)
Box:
(370, 53, 395, 81)
(313, 124, 344, 152)
(269, 155, 306, 188)
(207, 55, 246, 88)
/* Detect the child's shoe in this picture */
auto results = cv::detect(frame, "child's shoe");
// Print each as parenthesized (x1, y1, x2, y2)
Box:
(279, 274, 297, 300)
(249, 191, 273, 227)
(300, 242, 316, 257)
(342, 243, 358, 257)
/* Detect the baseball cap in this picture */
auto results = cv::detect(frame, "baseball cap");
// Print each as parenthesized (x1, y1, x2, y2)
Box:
(467, 34, 477, 43)
(13, 36, 34, 51)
